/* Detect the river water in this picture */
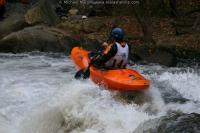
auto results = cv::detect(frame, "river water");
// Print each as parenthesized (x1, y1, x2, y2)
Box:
(0, 52, 200, 133)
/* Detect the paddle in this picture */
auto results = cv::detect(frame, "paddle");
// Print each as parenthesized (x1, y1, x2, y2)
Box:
(74, 52, 99, 79)
(74, 62, 92, 79)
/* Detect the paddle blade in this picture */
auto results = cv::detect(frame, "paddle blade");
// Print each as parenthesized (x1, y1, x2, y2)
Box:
(74, 68, 90, 79)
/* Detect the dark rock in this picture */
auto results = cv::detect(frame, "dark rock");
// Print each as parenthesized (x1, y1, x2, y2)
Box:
(57, 17, 105, 34)
(0, 25, 101, 53)
(56, 6, 68, 18)
(0, 13, 28, 39)
(25, 0, 58, 25)
(134, 112, 200, 133)
(173, 13, 200, 35)
(0, 5, 5, 19)
(175, 47, 200, 60)
(82, 18, 105, 33)
(57, 18, 83, 32)
(130, 43, 177, 67)
(158, 41, 200, 62)
(0, 25, 79, 53)
(0, 3, 29, 39)
(5, 3, 28, 14)
(155, 81, 189, 104)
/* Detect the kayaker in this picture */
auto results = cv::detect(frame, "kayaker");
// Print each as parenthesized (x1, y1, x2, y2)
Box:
(92, 27, 129, 69)
(0, 0, 6, 20)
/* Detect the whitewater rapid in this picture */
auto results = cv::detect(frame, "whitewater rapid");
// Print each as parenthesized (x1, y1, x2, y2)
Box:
(0, 52, 200, 133)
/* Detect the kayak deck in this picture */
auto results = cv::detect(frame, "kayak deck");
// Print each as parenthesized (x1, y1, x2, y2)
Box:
(71, 47, 150, 91)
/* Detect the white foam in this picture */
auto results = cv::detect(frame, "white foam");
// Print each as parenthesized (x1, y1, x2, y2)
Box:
(165, 102, 200, 114)
(59, 81, 153, 133)
(0, 53, 200, 133)
(18, 106, 64, 133)
(158, 71, 200, 102)
(0, 53, 70, 133)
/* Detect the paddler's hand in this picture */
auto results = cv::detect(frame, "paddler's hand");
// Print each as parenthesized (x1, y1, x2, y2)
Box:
(102, 42, 109, 48)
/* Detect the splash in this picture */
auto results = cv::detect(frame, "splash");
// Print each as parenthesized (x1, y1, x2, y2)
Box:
(0, 53, 200, 133)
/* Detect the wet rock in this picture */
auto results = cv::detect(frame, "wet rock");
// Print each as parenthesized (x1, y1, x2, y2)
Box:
(174, 46, 200, 61)
(25, 0, 58, 25)
(173, 13, 200, 35)
(130, 43, 177, 67)
(155, 81, 189, 104)
(134, 112, 200, 133)
(0, 13, 28, 39)
(57, 18, 83, 32)
(158, 41, 200, 62)
(57, 17, 105, 34)
(0, 25, 79, 53)
(149, 49, 176, 66)
(68, 8, 79, 16)
(82, 18, 105, 33)
(0, 25, 102, 53)
(0, 3, 29, 39)
(5, 3, 28, 14)
(56, 17, 107, 48)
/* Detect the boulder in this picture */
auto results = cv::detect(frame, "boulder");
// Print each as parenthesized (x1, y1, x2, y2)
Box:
(57, 17, 105, 34)
(134, 112, 200, 133)
(157, 41, 200, 62)
(68, 8, 79, 16)
(0, 25, 102, 53)
(130, 43, 176, 66)
(0, 13, 28, 39)
(5, 3, 28, 14)
(57, 18, 83, 32)
(0, 3, 29, 39)
(25, 0, 58, 25)
(0, 25, 79, 53)
(82, 18, 105, 33)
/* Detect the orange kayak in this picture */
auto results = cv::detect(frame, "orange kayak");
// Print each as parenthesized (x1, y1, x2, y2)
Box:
(71, 47, 150, 91)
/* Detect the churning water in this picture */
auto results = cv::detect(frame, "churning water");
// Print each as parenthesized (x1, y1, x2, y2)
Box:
(0, 52, 200, 133)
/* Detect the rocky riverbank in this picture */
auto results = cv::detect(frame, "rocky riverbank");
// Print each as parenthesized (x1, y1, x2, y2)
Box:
(0, 0, 200, 66)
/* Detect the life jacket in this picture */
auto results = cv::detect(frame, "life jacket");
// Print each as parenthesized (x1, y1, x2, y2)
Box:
(0, 0, 6, 6)
(104, 42, 129, 69)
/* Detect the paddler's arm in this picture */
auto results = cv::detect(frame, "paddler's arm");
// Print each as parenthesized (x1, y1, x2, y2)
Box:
(93, 43, 117, 66)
